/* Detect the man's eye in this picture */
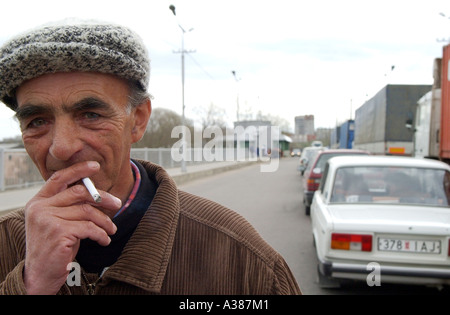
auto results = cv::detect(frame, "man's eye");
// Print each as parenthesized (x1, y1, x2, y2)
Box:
(84, 112, 101, 120)
(28, 118, 47, 128)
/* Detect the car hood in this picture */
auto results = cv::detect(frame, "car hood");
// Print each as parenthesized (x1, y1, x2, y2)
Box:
(327, 204, 450, 235)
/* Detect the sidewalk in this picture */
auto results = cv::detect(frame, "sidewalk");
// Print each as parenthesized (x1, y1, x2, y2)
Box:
(0, 160, 256, 214)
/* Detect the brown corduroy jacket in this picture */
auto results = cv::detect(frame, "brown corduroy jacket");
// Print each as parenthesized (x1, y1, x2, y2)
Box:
(0, 160, 301, 295)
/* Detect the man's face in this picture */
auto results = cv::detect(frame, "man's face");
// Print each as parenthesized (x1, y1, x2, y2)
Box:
(15, 72, 147, 198)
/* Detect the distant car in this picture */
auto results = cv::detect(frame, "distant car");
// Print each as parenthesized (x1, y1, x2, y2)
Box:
(298, 146, 324, 175)
(303, 149, 369, 215)
(311, 155, 450, 288)
(291, 149, 301, 157)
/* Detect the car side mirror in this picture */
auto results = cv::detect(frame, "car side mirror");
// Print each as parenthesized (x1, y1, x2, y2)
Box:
(405, 118, 413, 130)
(313, 167, 321, 174)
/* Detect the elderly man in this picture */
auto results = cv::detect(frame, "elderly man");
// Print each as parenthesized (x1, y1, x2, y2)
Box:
(0, 21, 301, 295)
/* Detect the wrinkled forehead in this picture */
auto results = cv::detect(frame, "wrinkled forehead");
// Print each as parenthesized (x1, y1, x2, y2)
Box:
(15, 72, 131, 113)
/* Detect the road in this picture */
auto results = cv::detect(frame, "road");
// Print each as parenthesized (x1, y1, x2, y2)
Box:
(179, 158, 449, 295)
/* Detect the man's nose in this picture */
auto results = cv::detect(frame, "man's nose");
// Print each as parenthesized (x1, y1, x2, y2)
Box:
(49, 118, 83, 161)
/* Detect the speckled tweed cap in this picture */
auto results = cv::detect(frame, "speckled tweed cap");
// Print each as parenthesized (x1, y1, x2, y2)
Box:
(0, 20, 150, 110)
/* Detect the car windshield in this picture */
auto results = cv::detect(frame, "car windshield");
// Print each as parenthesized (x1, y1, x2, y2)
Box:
(304, 149, 322, 171)
(330, 166, 450, 206)
(302, 149, 317, 160)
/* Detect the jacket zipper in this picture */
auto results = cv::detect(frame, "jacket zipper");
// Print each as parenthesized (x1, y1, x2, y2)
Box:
(81, 271, 100, 295)
(81, 267, 109, 295)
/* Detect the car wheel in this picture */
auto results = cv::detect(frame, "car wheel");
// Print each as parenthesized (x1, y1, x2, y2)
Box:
(303, 196, 311, 216)
(305, 205, 310, 216)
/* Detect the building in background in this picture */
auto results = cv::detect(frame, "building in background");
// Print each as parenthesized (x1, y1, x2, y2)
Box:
(294, 115, 315, 143)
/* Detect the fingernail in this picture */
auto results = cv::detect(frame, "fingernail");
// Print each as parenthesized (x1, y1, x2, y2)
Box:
(113, 196, 122, 208)
(87, 161, 100, 169)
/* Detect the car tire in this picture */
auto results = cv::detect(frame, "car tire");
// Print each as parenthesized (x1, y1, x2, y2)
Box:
(304, 199, 310, 215)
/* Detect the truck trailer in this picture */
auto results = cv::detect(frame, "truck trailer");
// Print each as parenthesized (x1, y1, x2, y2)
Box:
(413, 44, 450, 164)
(414, 88, 441, 158)
(440, 44, 450, 163)
(354, 84, 431, 155)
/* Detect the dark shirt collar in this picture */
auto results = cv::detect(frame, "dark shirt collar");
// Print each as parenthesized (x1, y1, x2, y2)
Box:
(76, 160, 157, 274)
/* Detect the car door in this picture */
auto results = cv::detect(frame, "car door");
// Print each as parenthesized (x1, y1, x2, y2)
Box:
(311, 163, 333, 257)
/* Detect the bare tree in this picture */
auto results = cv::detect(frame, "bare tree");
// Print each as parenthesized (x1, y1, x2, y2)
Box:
(255, 111, 292, 133)
(195, 103, 228, 130)
(134, 108, 193, 148)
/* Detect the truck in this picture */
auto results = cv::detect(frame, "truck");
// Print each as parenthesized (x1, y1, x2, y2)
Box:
(339, 120, 355, 149)
(329, 120, 355, 149)
(353, 84, 432, 155)
(443, 44, 450, 163)
(413, 44, 450, 164)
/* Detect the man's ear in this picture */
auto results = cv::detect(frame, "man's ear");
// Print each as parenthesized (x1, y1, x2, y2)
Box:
(131, 99, 152, 143)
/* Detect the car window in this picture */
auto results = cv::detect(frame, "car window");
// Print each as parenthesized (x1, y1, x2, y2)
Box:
(315, 153, 367, 171)
(305, 150, 321, 172)
(315, 154, 335, 170)
(330, 166, 450, 206)
(319, 163, 329, 194)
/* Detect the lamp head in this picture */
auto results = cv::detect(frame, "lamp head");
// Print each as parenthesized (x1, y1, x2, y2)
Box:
(169, 5, 176, 16)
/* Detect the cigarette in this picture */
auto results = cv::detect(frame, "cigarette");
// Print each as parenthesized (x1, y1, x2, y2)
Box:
(82, 177, 102, 203)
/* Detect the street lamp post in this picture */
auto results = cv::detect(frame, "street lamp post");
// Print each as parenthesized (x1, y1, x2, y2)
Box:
(231, 70, 241, 122)
(170, 4, 194, 173)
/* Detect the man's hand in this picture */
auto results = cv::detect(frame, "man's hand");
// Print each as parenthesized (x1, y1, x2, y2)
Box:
(23, 161, 121, 295)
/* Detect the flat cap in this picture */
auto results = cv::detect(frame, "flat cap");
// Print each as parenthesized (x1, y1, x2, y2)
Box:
(0, 20, 150, 110)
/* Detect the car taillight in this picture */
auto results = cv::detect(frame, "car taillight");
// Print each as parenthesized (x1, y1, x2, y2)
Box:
(307, 178, 321, 191)
(331, 233, 372, 252)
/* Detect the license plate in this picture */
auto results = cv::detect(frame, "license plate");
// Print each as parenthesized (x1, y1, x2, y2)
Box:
(378, 238, 441, 254)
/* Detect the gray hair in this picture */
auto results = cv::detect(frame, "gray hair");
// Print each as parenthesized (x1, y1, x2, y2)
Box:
(127, 80, 152, 112)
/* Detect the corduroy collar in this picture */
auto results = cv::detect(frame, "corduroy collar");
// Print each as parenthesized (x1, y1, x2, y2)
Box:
(100, 160, 180, 293)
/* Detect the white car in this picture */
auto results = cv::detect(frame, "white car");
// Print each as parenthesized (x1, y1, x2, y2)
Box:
(311, 155, 450, 288)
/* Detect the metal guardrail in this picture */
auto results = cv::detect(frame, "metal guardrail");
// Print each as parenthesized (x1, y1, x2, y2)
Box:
(0, 148, 43, 191)
(0, 147, 252, 191)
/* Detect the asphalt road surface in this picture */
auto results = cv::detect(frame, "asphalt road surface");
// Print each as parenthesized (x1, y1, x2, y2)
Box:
(179, 158, 450, 295)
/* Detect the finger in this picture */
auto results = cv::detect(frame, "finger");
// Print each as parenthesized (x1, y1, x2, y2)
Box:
(27, 197, 118, 238)
(93, 190, 123, 210)
(27, 184, 119, 236)
(38, 161, 100, 198)
(55, 202, 118, 237)
(62, 219, 113, 247)
(48, 184, 122, 212)
(49, 185, 119, 235)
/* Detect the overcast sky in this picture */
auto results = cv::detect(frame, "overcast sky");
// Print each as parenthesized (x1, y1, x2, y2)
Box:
(0, 0, 449, 140)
